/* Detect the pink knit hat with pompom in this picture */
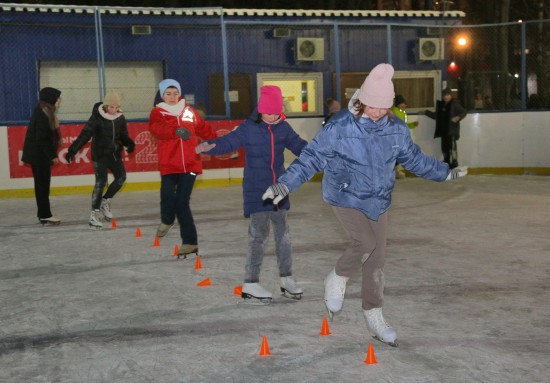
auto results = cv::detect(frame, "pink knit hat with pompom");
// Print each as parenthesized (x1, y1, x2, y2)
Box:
(258, 85, 283, 114)
(358, 63, 395, 108)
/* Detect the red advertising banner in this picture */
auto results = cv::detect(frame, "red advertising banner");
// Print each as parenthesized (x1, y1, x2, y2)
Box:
(8, 120, 245, 179)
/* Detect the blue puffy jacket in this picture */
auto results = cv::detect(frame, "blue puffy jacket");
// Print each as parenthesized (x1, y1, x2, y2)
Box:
(205, 111, 307, 217)
(279, 109, 450, 220)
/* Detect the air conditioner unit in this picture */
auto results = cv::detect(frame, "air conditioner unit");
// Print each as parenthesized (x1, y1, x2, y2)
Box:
(273, 28, 291, 38)
(131, 25, 152, 35)
(296, 38, 325, 61)
(418, 38, 444, 61)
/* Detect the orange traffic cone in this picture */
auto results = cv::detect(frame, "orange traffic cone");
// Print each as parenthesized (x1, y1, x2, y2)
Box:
(197, 278, 211, 287)
(259, 336, 270, 356)
(364, 343, 377, 365)
(153, 235, 160, 247)
(233, 285, 242, 296)
(320, 316, 331, 336)
(135, 227, 142, 237)
(173, 245, 179, 257)
(195, 256, 203, 270)
(111, 218, 117, 229)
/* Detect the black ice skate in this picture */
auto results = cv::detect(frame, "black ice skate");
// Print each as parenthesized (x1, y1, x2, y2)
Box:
(241, 283, 272, 305)
(280, 276, 303, 300)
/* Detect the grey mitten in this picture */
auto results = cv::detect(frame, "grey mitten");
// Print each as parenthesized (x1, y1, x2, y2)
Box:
(176, 128, 191, 140)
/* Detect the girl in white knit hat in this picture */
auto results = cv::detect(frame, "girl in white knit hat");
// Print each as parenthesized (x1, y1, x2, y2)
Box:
(66, 90, 135, 229)
(263, 63, 468, 346)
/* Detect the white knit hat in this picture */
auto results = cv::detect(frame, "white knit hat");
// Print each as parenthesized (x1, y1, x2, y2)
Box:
(357, 63, 395, 108)
(103, 90, 121, 107)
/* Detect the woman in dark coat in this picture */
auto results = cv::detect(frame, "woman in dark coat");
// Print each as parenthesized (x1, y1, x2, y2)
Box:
(22, 87, 62, 225)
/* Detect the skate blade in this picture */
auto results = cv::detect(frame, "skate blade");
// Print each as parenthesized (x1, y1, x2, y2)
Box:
(372, 335, 398, 348)
(40, 221, 61, 226)
(102, 216, 112, 222)
(89, 225, 103, 230)
(280, 288, 303, 300)
(240, 293, 272, 305)
(324, 300, 339, 322)
(176, 249, 198, 259)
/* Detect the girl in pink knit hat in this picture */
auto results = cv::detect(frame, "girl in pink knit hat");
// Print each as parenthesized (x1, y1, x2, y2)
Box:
(263, 63, 468, 346)
(196, 85, 308, 304)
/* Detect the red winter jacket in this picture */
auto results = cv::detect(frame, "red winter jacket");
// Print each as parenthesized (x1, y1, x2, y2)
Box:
(149, 100, 217, 176)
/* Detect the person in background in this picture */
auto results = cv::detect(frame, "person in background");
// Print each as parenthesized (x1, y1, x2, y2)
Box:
(65, 90, 135, 229)
(262, 64, 468, 347)
(391, 94, 418, 178)
(196, 85, 308, 304)
(22, 87, 63, 225)
(425, 88, 467, 169)
(149, 79, 217, 258)
(323, 98, 341, 125)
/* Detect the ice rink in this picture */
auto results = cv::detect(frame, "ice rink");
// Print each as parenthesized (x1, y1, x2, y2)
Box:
(1, 175, 549, 383)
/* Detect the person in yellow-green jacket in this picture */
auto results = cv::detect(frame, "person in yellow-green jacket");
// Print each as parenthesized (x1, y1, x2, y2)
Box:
(391, 95, 418, 178)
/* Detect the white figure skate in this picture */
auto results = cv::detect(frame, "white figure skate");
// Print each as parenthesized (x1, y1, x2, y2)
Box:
(364, 308, 398, 347)
(280, 276, 303, 300)
(242, 283, 273, 305)
(324, 268, 349, 321)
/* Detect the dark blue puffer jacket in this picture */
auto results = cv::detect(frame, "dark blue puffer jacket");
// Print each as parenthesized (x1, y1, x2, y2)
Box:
(204, 111, 307, 217)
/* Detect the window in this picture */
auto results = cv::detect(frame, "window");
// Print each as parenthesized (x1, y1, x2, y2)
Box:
(337, 70, 442, 113)
(257, 72, 323, 117)
(40, 61, 163, 121)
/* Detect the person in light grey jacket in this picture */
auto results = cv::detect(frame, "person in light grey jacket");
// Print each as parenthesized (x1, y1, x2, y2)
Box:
(263, 63, 468, 347)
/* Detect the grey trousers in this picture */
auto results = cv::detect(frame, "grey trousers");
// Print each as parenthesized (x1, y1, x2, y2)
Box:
(245, 210, 293, 283)
(332, 206, 388, 310)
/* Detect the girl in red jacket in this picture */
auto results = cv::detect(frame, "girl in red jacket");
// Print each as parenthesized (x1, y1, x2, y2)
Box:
(149, 79, 217, 258)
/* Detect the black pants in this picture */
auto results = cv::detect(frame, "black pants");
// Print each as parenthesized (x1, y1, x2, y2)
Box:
(160, 172, 197, 245)
(441, 136, 458, 168)
(91, 155, 127, 210)
(31, 164, 52, 219)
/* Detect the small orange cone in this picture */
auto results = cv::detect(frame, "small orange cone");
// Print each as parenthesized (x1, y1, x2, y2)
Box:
(320, 316, 331, 336)
(233, 285, 242, 295)
(153, 235, 160, 247)
(197, 278, 211, 287)
(195, 256, 203, 269)
(135, 227, 141, 237)
(173, 245, 179, 257)
(111, 218, 117, 229)
(259, 336, 270, 356)
(365, 343, 377, 365)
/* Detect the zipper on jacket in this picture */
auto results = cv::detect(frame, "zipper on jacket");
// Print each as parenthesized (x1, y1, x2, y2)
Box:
(268, 125, 280, 211)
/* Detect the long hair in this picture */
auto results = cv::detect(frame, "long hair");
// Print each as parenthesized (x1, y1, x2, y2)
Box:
(352, 99, 394, 123)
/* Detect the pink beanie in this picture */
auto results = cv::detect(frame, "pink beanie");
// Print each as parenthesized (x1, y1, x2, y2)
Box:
(258, 85, 283, 114)
(358, 63, 395, 108)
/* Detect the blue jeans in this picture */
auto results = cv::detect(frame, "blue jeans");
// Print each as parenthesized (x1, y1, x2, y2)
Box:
(245, 210, 293, 283)
(91, 156, 127, 210)
(160, 173, 197, 245)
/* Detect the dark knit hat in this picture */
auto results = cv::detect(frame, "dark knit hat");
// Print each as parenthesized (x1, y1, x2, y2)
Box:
(442, 88, 452, 96)
(39, 87, 61, 105)
(394, 94, 406, 106)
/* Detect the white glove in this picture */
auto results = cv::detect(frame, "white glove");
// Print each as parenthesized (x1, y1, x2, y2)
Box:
(262, 183, 290, 205)
(446, 166, 468, 181)
(195, 142, 216, 154)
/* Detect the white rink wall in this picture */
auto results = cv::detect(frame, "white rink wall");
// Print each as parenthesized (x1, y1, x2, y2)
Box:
(1, 112, 549, 193)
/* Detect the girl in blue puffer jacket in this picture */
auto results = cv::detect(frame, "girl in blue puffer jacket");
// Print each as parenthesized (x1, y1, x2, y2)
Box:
(196, 86, 308, 304)
(263, 64, 468, 346)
